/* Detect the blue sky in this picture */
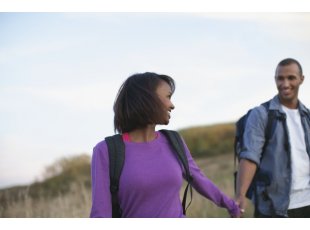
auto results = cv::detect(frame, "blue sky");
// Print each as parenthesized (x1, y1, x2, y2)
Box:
(1, 12, 310, 189)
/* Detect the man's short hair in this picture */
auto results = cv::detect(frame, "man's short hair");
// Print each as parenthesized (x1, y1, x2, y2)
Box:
(276, 58, 303, 76)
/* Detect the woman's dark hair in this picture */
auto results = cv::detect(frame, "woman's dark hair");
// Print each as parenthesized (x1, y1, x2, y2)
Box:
(113, 72, 175, 133)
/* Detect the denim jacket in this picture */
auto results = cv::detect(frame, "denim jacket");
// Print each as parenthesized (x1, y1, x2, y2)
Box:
(239, 95, 310, 216)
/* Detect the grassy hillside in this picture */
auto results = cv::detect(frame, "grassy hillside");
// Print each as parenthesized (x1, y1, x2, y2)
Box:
(0, 154, 91, 217)
(0, 122, 254, 218)
(179, 122, 235, 158)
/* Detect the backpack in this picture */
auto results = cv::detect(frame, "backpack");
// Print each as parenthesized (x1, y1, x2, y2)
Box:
(234, 101, 276, 200)
(105, 129, 193, 218)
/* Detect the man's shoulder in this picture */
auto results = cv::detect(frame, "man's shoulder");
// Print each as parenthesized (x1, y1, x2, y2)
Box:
(299, 100, 310, 114)
(245, 99, 275, 124)
(250, 102, 270, 116)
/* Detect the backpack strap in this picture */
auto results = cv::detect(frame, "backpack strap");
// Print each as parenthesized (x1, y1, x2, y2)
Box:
(261, 101, 276, 150)
(106, 130, 193, 217)
(105, 134, 125, 218)
(159, 129, 193, 215)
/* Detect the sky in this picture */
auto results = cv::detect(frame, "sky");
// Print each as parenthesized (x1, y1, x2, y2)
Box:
(1, 11, 310, 189)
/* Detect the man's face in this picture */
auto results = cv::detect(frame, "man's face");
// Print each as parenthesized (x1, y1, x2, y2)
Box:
(275, 63, 304, 108)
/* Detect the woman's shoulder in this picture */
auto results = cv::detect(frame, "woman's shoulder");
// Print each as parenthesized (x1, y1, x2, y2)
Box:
(93, 139, 108, 157)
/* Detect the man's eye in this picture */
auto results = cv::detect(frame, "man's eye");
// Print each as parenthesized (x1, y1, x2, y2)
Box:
(288, 76, 296, 81)
(277, 76, 284, 81)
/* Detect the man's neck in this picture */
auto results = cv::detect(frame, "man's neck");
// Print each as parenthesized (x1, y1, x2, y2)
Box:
(279, 97, 299, 109)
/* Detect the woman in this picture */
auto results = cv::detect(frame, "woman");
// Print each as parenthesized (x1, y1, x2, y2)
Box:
(90, 72, 240, 218)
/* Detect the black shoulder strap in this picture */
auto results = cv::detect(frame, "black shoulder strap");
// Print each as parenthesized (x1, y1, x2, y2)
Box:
(159, 129, 191, 179)
(105, 134, 125, 218)
(261, 101, 277, 154)
(159, 129, 193, 215)
(106, 131, 193, 217)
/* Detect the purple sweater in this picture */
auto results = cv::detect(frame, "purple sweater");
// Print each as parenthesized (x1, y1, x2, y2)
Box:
(90, 133, 239, 218)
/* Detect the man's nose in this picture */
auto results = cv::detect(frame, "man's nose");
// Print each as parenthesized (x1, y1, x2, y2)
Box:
(282, 79, 290, 88)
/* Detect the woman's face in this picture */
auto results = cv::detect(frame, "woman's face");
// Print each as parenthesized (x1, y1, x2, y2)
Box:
(156, 80, 175, 125)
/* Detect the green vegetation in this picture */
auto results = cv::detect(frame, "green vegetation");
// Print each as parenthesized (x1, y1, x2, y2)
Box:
(179, 122, 235, 158)
(29, 154, 91, 198)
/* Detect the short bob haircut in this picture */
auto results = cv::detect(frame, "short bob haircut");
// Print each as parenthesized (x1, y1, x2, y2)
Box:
(113, 72, 175, 134)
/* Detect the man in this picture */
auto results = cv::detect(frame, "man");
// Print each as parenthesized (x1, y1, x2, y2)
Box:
(236, 58, 310, 217)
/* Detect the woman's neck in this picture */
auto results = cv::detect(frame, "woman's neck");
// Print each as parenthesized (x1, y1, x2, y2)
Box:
(128, 125, 157, 143)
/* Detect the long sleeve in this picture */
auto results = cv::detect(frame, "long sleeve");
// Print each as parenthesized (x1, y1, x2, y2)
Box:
(239, 105, 267, 165)
(182, 140, 240, 217)
(90, 141, 112, 217)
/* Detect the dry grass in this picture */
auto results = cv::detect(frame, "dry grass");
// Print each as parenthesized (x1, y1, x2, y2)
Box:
(0, 182, 91, 218)
(0, 154, 253, 218)
(185, 154, 254, 218)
